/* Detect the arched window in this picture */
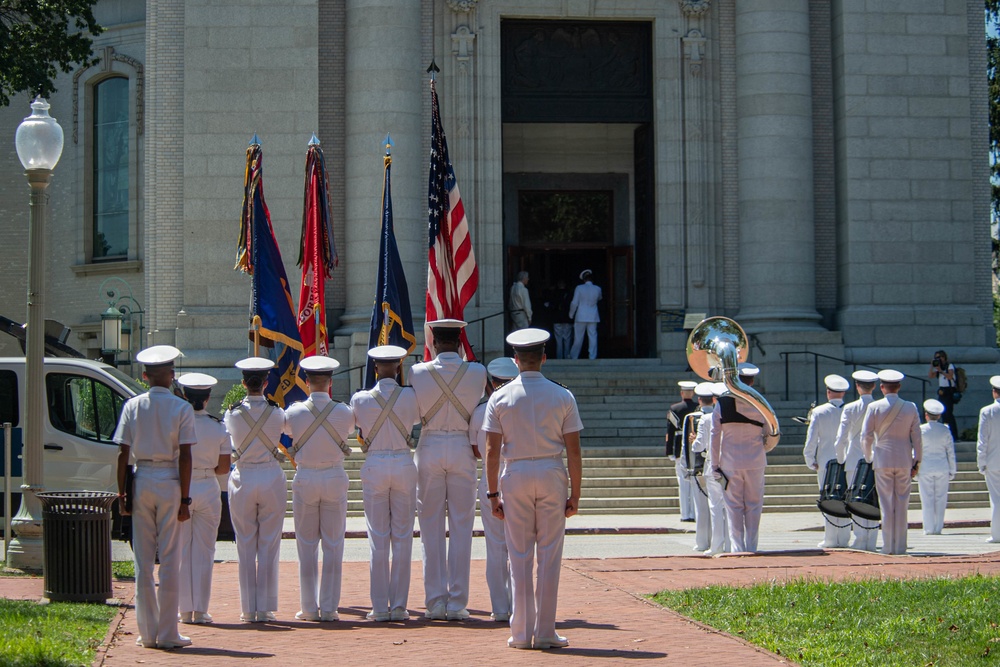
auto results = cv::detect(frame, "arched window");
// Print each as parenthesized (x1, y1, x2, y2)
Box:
(92, 77, 129, 261)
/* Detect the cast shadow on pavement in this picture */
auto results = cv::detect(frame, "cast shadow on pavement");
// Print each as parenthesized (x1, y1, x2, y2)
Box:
(539, 648, 668, 659)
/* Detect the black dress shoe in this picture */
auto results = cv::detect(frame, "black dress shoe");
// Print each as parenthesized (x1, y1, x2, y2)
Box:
(681, 518, 695, 523)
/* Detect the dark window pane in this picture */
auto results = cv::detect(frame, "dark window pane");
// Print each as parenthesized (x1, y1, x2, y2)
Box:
(46, 374, 122, 443)
(0, 370, 18, 426)
(518, 191, 613, 244)
(93, 77, 129, 260)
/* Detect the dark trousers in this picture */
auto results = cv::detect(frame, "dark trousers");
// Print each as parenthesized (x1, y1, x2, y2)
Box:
(937, 387, 958, 439)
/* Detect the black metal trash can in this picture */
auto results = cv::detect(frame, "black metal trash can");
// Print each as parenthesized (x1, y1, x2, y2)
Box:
(37, 491, 117, 602)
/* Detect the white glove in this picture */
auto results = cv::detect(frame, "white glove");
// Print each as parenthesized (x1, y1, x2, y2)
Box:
(711, 468, 722, 481)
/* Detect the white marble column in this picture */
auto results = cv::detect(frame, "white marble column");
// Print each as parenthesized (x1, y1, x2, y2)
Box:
(341, 0, 424, 332)
(734, 0, 821, 331)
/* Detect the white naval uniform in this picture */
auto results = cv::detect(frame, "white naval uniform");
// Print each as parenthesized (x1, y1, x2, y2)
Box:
(834, 393, 877, 550)
(917, 421, 955, 535)
(687, 408, 712, 552)
(692, 412, 729, 554)
(709, 397, 768, 553)
(470, 402, 511, 618)
(568, 280, 602, 359)
(285, 393, 355, 618)
(977, 399, 1000, 542)
(351, 378, 420, 617)
(803, 399, 850, 548)
(668, 398, 698, 522)
(178, 410, 229, 618)
(482, 370, 584, 648)
(113, 387, 197, 647)
(225, 396, 288, 617)
(861, 393, 922, 555)
(509, 280, 532, 330)
(410, 352, 486, 616)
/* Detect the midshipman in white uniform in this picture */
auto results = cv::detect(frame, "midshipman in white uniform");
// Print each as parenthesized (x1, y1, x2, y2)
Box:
(470, 356, 519, 622)
(176, 372, 230, 625)
(686, 382, 716, 552)
(410, 319, 486, 621)
(225, 357, 288, 622)
(285, 356, 355, 622)
(350, 345, 421, 621)
(114, 345, 196, 649)
(977, 375, 1000, 544)
(803, 374, 850, 548)
(834, 369, 880, 551)
(484, 329, 583, 650)
(917, 399, 955, 535)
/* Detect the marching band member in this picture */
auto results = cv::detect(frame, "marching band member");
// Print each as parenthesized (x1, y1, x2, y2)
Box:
(917, 399, 956, 535)
(861, 369, 922, 555)
(285, 356, 355, 621)
(470, 357, 519, 622)
(686, 382, 716, 552)
(803, 374, 850, 548)
(699, 383, 731, 555)
(113, 345, 196, 649)
(410, 319, 486, 620)
(225, 357, 289, 622)
(977, 376, 1000, 544)
(666, 380, 699, 523)
(484, 329, 583, 650)
(176, 373, 230, 625)
(834, 369, 880, 550)
(350, 345, 421, 621)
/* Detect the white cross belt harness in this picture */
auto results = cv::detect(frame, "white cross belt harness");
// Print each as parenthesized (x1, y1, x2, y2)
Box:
(290, 401, 351, 458)
(420, 365, 471, 426)
(233, 404, 281, 461)
(360, 386, 413, 452)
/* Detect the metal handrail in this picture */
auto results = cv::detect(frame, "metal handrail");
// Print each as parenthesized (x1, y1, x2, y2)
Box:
(464, 310, 505, 360)
(780, 350, 931, 405)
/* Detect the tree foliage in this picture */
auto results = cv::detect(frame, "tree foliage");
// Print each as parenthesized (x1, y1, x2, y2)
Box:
(0, 0, 103, 107)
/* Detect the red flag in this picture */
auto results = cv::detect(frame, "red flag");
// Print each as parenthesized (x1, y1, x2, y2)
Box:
(297, 137, 338, 357)
(425, 77, 478, 360)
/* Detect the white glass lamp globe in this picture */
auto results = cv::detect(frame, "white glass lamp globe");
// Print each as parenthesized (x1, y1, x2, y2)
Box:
(15, 96, 64, 171)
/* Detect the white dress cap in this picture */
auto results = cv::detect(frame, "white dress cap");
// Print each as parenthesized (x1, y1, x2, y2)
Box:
(694, 382, 715, 398)
(579, 269, 592, 280)
(506, 328, 551, 348)
(426, 318, 467, 329)
(368, 344, 409, 361)
(487, 357, 519, 380)
(737, 362, 759, 376)
(851, 370, 879, 383)
(711, 382, 729, 396)
(678, 380, 698, 390)
(299, 355, 341, 373)
(135, 345, 183, 367)
(922, 399, 946, 415)
(990, 375, 1000, 390)
(824, 374, 850, 392)
(877, 369, 904, 383)
(176, 372, 217, 390)
(235, 357, 275, 371)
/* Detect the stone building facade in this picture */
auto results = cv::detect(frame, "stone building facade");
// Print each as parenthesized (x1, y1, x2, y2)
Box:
(0, 0, 995, 398)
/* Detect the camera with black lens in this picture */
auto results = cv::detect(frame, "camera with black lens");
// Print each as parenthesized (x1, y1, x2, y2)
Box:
(932, 358, 943, 369)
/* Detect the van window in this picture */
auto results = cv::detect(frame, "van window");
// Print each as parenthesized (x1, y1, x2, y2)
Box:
(46, 374, 126, 443)
(0, 370, 18, 426)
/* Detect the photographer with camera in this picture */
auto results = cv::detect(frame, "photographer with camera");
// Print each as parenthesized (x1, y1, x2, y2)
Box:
(928, 350, 958, 439)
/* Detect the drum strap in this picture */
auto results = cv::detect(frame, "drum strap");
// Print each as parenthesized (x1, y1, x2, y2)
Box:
(719, 396, 764, 427)
(875, 399, 906, 441)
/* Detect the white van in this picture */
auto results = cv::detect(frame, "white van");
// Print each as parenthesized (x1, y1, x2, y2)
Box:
(0, 357, 144, 519)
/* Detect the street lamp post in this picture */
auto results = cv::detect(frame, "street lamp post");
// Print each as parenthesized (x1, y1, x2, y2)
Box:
(7, 97, 64, 570)
(97, 277, 145, 372)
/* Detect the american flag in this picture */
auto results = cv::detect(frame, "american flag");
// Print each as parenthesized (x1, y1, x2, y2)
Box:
(425, 76, 478, 360)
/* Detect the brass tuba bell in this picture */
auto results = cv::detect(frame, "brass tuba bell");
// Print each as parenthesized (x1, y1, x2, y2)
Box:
(685, 317, 781, 447)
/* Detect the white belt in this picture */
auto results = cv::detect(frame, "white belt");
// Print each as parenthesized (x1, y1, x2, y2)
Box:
(505, 453, 562, 463)
(296, 461, 344, 471)
(235, 459, 280, 469)
(135, 460, 176, 468)
(366, 449, 412, 458)
(191, 468, 217, 479)
(421, 429, 468, 436)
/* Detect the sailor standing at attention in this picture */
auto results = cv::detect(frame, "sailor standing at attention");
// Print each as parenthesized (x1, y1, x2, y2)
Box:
(113, 345, 196, 649)
(484, 329, 583, 650)
(833, 370, 880, 551)
(686, 382, 716, 552)
(666, 380, 699, 523)
(175, 373, 231, 626)
(225, 357, 289, 622)
(410, 319, 486, 621)
(803, 374, 850, 548)
(977, 375, 1000, 544)
(350, 345, 421, 621)
(917, 398, 955, 535)
(284, 356, 355, 622)
(470, 356, 520, 622)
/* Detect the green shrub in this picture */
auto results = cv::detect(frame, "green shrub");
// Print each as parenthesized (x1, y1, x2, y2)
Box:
(222, 383, 246, 410)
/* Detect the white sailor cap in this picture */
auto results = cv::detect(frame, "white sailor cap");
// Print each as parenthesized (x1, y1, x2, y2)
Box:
(579, 269, 592, 280)
(487, 357, 519, 380)
(694, 382, 715, 398)
(678, 380, 698, 390)
(712, 382, 729, 396)
(367, 345, 408, 362)
(176, 372, 217, 390)
(299, 355, 341, 373)
(990, 375, 1000, 390)
(236, 357, 275, 372)
(506, 328, 551, 348)
(135, 345, 183, 367)
(877, 369, 904, 383)
(824, 374, 850, 392)
(852, 370, 879, 383)
(427, 318, 467, 329)
(923, 399, 946, 415)
(737, 362, 759, 377)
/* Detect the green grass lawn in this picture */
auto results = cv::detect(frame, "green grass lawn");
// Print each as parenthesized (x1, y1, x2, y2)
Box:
(0, 598, 116, 667)
(652, 575, 1000, 667)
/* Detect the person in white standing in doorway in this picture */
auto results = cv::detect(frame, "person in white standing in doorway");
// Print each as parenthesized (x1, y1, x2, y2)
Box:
(569, 269, 602, 359)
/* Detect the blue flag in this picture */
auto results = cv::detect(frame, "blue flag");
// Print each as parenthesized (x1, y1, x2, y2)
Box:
(237, 141, 308, 406)
(365, 145, 416, 388)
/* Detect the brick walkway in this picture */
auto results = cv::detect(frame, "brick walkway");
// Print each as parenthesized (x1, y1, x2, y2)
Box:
(4, 548, 1000, 667)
